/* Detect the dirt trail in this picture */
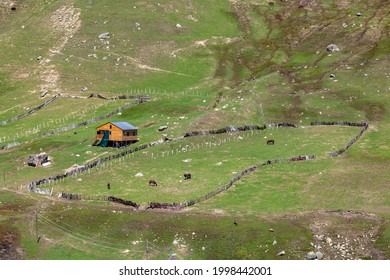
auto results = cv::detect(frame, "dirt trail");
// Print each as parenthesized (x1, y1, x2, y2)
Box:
(39, 5, 81, 95)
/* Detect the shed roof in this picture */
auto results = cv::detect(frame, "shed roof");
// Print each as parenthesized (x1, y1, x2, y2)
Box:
(111, 122, 137, 130)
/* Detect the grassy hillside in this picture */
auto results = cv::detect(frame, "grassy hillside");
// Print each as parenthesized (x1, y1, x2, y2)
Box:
(0, 0, 389, 260)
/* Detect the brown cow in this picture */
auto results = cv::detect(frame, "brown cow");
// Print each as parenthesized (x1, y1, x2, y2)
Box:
(149, 179, 158, 186)
(184, 172, 191, 180)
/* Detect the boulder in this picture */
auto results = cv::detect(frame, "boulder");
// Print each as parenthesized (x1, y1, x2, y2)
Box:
(307, 251, 317, 260)
(98, 32, 110, 39)
(327, 44, 340, 52)
(316, 251, 324, 260)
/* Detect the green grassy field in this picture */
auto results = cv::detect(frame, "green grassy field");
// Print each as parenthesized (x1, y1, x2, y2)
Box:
(1, 0, 389, 260)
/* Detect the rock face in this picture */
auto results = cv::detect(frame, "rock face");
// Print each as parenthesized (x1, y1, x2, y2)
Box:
(327, 44, 340, 52)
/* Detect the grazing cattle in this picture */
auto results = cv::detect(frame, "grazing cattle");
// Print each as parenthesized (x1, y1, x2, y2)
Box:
(149, 179, 158, 186)
(184, 172, 191, 180)
(267, 139, 275, 145)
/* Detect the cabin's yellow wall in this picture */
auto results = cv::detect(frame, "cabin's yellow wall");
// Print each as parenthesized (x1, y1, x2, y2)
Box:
(96, 123, 138, 142)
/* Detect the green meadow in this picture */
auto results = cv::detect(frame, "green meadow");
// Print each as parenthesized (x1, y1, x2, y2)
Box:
(0, 0, 389, 260)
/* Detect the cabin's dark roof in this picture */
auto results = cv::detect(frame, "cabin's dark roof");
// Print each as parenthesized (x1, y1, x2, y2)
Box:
(111, 122, 137, 130)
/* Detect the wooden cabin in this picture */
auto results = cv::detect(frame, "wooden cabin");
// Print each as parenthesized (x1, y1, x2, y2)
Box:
(95, 122, 138, 147)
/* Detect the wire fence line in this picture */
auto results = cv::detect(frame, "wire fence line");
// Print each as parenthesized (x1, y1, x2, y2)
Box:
(0, 88, 208, 129)
(42, 97, 150, 137)
(0, 94, 61, 126)
(0, 96, 151, 150)
(21, 121, 368, 209)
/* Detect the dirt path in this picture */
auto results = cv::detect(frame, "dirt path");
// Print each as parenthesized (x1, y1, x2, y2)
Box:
(39, 4, 81, 95)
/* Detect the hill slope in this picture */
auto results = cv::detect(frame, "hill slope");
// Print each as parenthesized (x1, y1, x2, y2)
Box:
(0, 0, 389, 260)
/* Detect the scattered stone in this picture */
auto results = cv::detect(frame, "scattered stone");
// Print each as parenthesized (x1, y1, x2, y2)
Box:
(28, 153, 50, 167)
(307, 251, 317, 260)
(135, 173, 144, 177)
(98, 32, 110, 39)
(158, 125, 168, 131)
(277, 251, 285, 256)
(42, 162, 51, 167)
(81, 86, 88, 92)
(316, 251, 324, 260)
(176, 23, 182, 29)
(76, 178, 82, 182)
(40, 90, 49, 98)
(183, 159, 192, 163)
(273, 240, 277, 245)
(356, 12, 362, 16)
(329, 73, 335, 79)
(269, 228, 274, 232)
(327, 44, 340, 52)
(37, 56, 42, 61)
(216, 162, 223, 166)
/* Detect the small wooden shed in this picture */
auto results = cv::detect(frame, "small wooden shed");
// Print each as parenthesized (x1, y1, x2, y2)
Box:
(94, 122, 138, 147)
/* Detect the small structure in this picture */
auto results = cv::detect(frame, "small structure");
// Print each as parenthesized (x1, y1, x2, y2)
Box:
(28, 153, 50, 167)
(94, 121, 138, 147)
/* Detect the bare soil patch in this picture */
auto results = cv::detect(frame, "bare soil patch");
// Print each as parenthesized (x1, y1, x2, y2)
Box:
(0, 222, 24, 260)
(288, 210, 385, 260)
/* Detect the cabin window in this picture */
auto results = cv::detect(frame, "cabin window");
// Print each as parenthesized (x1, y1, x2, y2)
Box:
(109, 125, 112, 129)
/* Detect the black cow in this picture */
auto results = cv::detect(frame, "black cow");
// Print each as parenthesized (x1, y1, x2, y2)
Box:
(267, 139, 275, 145)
